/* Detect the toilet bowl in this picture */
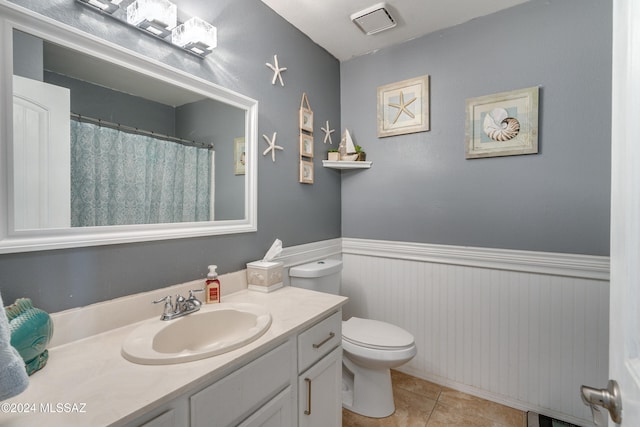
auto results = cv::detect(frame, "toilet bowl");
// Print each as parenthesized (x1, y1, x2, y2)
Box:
(341, 317, 417, 418)
(288, 259, 417, 419)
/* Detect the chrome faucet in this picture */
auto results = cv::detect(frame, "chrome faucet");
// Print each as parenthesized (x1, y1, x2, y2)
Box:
(153, 289, 203, 321)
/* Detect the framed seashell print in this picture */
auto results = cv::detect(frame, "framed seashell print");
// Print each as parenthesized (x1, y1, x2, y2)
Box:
(465, 86, 539, 159)
(377, 75, 430, 137)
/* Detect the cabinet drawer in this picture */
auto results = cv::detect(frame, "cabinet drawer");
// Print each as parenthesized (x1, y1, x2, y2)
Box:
(237, 386, 293, 427)
(298, 311, 341, 373)
(138, 410, 175, 427)
(190, 340, 293, 427)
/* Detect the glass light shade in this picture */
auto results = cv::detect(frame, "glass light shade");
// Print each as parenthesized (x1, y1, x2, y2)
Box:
(126, 0, 177, 37)
(171, 17, 217, 56)
(80, 0, 122, 14)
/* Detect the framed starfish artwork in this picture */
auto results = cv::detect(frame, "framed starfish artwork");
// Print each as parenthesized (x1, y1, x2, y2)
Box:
(377, 75, 430, 137)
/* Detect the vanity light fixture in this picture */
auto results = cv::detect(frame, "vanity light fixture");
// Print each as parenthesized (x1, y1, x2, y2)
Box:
(172, 17, 217, 55)
(126, 0, 177, 38)
(78, 0, 122, 14)
(75, 0, 217, 58)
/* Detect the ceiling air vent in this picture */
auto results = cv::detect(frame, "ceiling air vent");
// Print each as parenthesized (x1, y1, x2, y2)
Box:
(351, 3, 397, 35)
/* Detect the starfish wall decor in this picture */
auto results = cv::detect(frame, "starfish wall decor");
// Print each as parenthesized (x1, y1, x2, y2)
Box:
(321, 120, 335, 144)
(388, 91, 417, 124)
(377, 75, 430, 138)
(262, 132, 283, 162)
(266, 54, 287, 86)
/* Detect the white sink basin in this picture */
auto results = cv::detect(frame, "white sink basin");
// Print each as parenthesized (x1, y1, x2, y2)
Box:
(122, 302, 272, 365)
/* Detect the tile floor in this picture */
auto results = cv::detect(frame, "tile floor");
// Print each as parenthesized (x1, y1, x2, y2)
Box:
(342, 370, 526, 427)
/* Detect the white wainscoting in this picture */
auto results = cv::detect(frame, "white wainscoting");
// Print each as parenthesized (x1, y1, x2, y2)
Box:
(341, 238, 609, 426)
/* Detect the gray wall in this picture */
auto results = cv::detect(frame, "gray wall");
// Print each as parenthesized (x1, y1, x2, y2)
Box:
(45, 71, 177, 135)
(0, 0, 341, 312)
(13, 30, 42, 81)
(176, 99, 245, 220)
(340, 0, 611, 256)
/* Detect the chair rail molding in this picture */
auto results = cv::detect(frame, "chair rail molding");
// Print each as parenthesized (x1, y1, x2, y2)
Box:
(341, 238, 610, 281)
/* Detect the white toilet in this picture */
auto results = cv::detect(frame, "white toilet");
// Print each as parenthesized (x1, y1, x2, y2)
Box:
(289, 259, 417, 418)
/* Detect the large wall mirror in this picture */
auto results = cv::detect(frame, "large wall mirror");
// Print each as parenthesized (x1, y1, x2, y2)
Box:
(0, 3, 258, 253)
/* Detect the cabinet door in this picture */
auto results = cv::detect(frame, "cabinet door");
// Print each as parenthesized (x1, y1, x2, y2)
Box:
(298, 347, 342, 427)
(238, 387, 293, 427)
(190, 341, 293, 427)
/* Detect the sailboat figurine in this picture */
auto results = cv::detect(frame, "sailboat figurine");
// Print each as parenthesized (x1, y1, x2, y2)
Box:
(339, 129, 359, 161)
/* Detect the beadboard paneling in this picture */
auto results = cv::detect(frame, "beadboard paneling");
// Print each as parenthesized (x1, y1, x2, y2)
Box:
(341, 239, 609, 426)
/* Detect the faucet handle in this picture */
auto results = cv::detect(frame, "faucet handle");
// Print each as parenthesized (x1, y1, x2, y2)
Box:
(188, 289, 204, 299)
(153, 295, 172, 305)
(152, 295, 173, 316)
(187, 289, 204, 307)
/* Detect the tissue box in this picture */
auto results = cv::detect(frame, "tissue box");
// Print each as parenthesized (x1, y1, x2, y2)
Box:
(246, 261, 284, 293)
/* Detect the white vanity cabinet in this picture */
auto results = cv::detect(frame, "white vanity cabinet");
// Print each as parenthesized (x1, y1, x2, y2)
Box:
(126, 310, 343, 427)
(297, 311, 343, 427)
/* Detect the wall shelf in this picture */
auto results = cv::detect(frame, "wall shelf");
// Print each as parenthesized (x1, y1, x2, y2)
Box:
(322, 160, 372, 170)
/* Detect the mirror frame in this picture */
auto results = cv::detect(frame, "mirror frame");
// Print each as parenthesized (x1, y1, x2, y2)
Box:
(0, 2, 258, 253)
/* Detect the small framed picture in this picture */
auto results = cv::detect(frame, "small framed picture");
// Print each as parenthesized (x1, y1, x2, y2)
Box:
(234, 137, 246, 175)
(465, 86, 539, 159)
(300, 133, 314, 158)
(300, 92, 314, 132)
(299, 160, 314, 184)
(300, 109, 313, 133)
(377, 75, 430, 138)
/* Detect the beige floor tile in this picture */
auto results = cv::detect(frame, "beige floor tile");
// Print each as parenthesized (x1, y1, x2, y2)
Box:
(436, 389, 525, 427)
(343, 371, 526, 427)
(342, 387, 436, 427)
(391, 370, 443, 400)
(426, 402, 506, 427)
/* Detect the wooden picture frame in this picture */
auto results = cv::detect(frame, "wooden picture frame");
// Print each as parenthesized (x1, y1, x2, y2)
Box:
(299, 160, 314, 184)
(300, 133, 314, 158)
(234, 137, 246, 175)
(299, 92, 314, 132)
(377, 75, 430, 137)
(465, 86, 539, 159)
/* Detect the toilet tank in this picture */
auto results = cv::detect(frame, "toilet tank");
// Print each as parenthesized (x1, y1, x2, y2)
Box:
(289, 259, 342, 295)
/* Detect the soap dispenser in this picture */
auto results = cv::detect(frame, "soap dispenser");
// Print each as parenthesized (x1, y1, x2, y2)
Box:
(205, 265, 221, 304)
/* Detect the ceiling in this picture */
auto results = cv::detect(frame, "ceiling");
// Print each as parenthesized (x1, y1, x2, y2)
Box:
(44, 41, 205, 107)
(260, 0, 530, 62)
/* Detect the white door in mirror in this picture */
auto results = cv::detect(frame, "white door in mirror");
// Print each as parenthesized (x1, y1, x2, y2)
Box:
(13, 75, 70, 230)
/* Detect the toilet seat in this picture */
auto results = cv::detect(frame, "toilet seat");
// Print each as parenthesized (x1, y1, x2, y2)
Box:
(342, 317, 415, 350)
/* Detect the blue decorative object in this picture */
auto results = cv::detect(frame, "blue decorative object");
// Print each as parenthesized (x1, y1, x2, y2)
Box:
(5, 299, 53, 376)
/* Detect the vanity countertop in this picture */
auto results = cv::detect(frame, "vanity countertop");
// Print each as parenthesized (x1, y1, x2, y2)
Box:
(0, 287, 347, 427)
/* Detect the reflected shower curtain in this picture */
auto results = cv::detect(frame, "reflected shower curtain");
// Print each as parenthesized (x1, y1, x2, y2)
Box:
(70, 120, 211, 227)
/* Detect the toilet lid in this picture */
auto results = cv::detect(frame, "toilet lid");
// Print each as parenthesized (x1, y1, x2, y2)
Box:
(342, 317, 415, 350)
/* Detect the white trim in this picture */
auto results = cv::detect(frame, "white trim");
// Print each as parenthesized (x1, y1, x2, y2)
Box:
(342, 238, 610, 281)
(274, 238, 342, 268)
(0, 1, 259, 253)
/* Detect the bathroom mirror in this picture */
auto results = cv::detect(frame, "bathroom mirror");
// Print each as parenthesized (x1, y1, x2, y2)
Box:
(0, 3, 258, 253)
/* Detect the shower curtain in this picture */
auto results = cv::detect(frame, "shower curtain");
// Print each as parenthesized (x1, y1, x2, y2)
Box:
(70, 120, 211, 227)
